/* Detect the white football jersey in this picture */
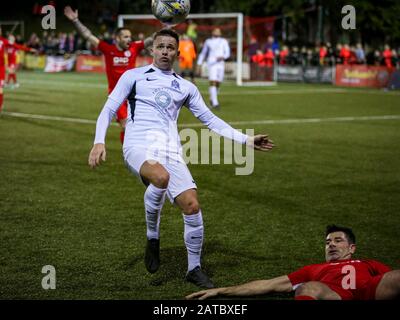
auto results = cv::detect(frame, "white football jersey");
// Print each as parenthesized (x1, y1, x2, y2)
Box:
(197, 37, 231, 66)
(94, 64, 247, 154)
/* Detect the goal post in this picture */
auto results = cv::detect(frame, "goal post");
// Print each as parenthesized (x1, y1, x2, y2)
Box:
(118, 13, 277, 86)
(118, 13, 245, 85)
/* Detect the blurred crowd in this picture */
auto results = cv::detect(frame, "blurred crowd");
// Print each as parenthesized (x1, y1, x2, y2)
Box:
(6, 29, 400, 70)
(248, 35, 400, 68)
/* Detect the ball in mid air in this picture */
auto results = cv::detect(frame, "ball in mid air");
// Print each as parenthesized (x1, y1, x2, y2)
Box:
(151, 0, 191, 26)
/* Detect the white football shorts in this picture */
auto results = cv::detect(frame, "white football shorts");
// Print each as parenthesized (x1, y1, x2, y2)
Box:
(208, 63, 225, 82)
(124, 147, 197, 203)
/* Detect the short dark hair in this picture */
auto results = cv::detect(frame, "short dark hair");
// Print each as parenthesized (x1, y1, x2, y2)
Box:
(115, 27, 131, 36)
(153, 28, 179, 46)
(326, 225, 356, 244)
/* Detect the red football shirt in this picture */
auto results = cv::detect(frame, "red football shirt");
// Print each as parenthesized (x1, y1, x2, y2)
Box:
(97, 40, 144, 91)
(7, 46, 18, 65)
(0, 37, 31, 67)
(288, 259, 391, 297)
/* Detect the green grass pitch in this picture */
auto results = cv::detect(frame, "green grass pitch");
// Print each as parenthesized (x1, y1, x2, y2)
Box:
(0, 71, 399, 299)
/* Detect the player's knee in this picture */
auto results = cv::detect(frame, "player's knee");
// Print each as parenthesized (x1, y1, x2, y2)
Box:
(184, 198, 200, 215)
(153, 172, 170, 189)
(387, 270, 400, 289)
(295, 282, 324, 298)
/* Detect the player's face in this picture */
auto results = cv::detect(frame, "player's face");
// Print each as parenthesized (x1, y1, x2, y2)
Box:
(325, 232, 356, 262)
(116, 30, 132, 50)
(152, 35, 179, 71)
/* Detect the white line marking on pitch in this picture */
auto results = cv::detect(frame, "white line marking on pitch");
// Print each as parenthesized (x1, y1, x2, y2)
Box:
(2, 111, 400, 127)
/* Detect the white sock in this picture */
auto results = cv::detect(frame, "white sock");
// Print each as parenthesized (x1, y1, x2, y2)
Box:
(144, 184, 167, 240)
(183, 211, 204, 272)
(209, 86, 219, 107)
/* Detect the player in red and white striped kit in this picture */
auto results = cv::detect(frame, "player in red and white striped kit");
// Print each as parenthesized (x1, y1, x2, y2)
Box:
(64, 6, 152, 144)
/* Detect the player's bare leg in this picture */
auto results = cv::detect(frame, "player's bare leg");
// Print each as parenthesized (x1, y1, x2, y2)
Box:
(295, 281, 342, 300)
(375, 270, 400, 300)
(175, 189, 214, 288)
(139, 161, 169, 273)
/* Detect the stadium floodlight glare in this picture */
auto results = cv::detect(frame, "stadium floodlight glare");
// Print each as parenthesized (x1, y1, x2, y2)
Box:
(118, 13, 245, 86)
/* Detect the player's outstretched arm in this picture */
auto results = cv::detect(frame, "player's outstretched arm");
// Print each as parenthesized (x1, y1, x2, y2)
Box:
(88, 143, 106, 169)
(186, 276, 292, 300)
(64, 6, 100, 47)
(247, 134, 275, 152)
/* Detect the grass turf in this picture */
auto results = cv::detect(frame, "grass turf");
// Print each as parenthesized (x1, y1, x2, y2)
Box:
(0, 71, 399, 299)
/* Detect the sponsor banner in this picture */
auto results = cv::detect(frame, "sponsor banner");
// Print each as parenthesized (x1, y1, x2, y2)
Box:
(23, 53, 47, 70)
(335, 65, 393, 88)
(76, 55, 105, 73)
(44, 55, 76, 72)
(277, 66, 303, 82)
(278, 66, 334, 83)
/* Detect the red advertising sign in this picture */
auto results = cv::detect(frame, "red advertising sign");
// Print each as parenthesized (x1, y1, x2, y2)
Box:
(76, 55, 105, 73)
(335, 65, 393, 88)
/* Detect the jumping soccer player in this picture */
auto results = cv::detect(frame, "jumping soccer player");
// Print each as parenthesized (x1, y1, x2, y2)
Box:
(186, 225, 400, 299)
(88, 29, 274, 288)
(196, 28, 230, 109)
(64, 5, 152, 143)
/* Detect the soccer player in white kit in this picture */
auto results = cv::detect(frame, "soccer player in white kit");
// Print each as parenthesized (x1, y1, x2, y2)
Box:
(88, 29, 274, 288)
(197, 28, 230, 109)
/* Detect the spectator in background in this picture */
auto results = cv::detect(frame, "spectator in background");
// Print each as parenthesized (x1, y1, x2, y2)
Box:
(383, 45, 393, 68)
(288, 46, 300, 66)
(355, 43, 366, 64)
(335, 43, 343, 64)
(373, 50, 382, 66)
(391, 49, 398, 68)
(319, 44, 327, 66)
(264, 48, 275, 67)
(279, 45, 289, 65)
(247, 35, 259, 62)
(340, 44, 351, 65)
(263, 35, 279, 53)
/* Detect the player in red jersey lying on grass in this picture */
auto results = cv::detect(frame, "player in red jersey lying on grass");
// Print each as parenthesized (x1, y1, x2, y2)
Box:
(186, 224, 400, 300)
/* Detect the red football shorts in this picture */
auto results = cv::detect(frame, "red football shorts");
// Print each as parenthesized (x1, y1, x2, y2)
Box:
(108, 86, 128, 122)
(325, 274, 385, 300)
(0, 66, 5, 87)
(116, 100, 128, 122)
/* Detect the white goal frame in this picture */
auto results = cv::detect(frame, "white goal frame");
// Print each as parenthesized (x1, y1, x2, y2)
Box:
(118, 13, 244, 86)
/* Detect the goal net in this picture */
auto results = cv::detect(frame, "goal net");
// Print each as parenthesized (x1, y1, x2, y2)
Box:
(118, 13, 276, 86)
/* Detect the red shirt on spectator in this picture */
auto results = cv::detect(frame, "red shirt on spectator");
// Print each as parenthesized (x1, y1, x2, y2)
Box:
(264, 49, 275, 67)
(340, 46, 351, 65)
(279, 48, 289, 65)
(383, 49, 393, 68)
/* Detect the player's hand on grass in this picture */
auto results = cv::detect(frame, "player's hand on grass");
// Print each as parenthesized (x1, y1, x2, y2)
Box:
(88, 143, 106, 169)
(247, 134, 275, 151)
(185, 288, 220, 300)
(64, 6, 78, 21)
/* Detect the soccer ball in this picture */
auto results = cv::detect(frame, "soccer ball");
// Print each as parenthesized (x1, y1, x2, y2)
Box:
(151, 0, 191, 26)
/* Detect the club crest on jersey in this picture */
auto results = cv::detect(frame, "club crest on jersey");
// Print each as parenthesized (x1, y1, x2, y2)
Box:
(171, 80, 180, 90)
(124, 50, 131, 57)
(155, 90, 172, 108)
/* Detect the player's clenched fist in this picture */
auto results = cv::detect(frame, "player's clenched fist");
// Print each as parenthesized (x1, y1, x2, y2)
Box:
(88, 143, 106, 168)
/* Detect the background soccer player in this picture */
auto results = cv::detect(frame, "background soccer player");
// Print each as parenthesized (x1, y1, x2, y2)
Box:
(64, 5, 152, 144)
(0, 27, 35, 112)
(88, 28, 274, 288)
(196, 28, 230, 109)
(186, 225, 400, 300)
